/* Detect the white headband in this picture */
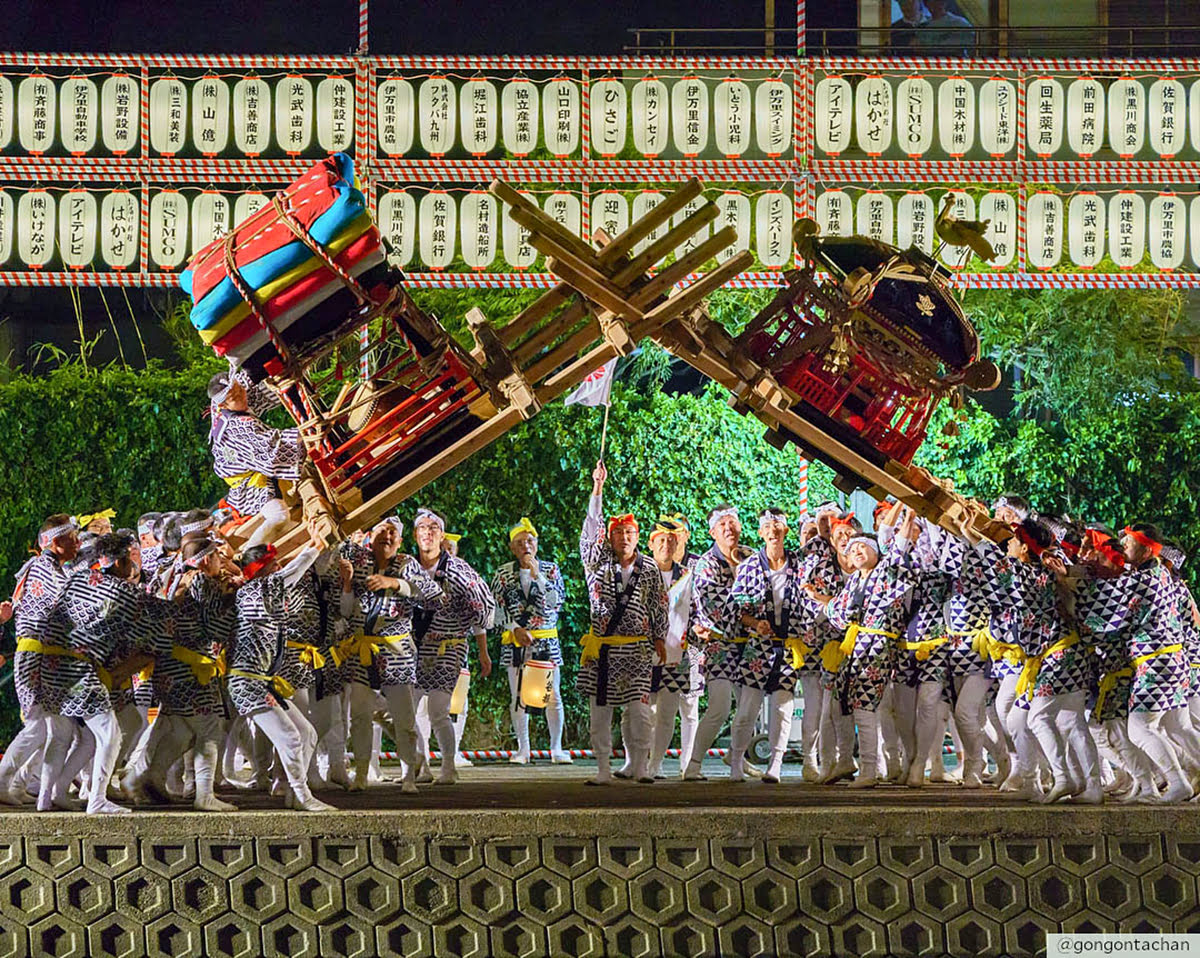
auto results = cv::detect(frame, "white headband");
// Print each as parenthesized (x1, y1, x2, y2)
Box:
(847, 536, 880, 556)
(375, 516, 404, 536)
(181, 518, 213, 535)
(137, 521, 155, 535)
(708, 507, 740, 532)
(414, 508, 445, 531)
(759, 512, 788, 529)
(210, 375, 234, 405)
(184, 541, 220, 569)
(39, 522, 76, 547)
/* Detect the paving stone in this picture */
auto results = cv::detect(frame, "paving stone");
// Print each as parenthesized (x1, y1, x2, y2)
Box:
(1002, 914, 1053, 958)
(765, 838, 819, 878)
(432, 918, 490, 958)
(946, 912, 1004, 957)
(628, 868, 686, 925)
(994, 838, 1050, 877)
(1030, 863, 1086, 922)
(822, 836, 878, 878)
(57, 866, 113, 926)
(369, 835, 425, 878)
(343, 864, 401, 924)
(709, 838, 765, 880)
(1083, 862, 1142, 921)
(717, 914, 773, 957)
(170, 865, 229, 925)
(1061, 909, 1118, 934)
(429, 838, 483, 879)
(197, 839, 254, 880)
(484, 838, 540, 879)
(912, 864, 970, 921)
(541, 837, 596, 879)
(375, 916, 433, 958)
(401, 865, 459, 924)
(145, 914, 202, 958)
(203, 915, 259, 958)
(774, 916, 831, 958)
(1120, 913, 1173, 934)
(489, 918, 546, 958)
(653, 839, 710, 880)
(797, 865, 854, 924)
(1052, 836, 1106, 876)
(460, 867, 516, 925)
(286, 864, 344, 924)
(598, 836, 653, 879)
(81, 839, 138, 879)
(1107, 835, 1164, 874)
(0, 868, 54, 924)
(25, 838, 81, 879)
(0, 840, 21, 881)
(318, 915, 376, 958)
(878, 836, 935, 878)
(254, 837, 312, 878)
(684, 870, 742, 927)
(743, 866, 797, 924)
(969, 864, 1028, 924)
(573, 867, 629, 925)
(1141, 862, 1198, 921)
(547, 916, 604, 958)
(936, 838, 993, 877)
(886, 911, 947, 957)
(113, 870, 170, 924)
(515, 866, 572, 924)
(0, 918, 24, 958)
(228, 868, 286, 922)
(314, 836, 369, 877)
(139, 838, 197, 879)
(661, 922, 716, 958)
(604, 914, 662, 958)
(261, 914, 319, 958)
(854, 864, 912, 924)
(1165, 836, 1200, 871)
(831, 915, 888, 957)
(86, 912, 145, 958)
(28, 914, 87, 958)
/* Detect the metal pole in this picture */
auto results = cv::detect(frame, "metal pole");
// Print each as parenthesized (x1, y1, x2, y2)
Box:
(765, 0, 776, 56)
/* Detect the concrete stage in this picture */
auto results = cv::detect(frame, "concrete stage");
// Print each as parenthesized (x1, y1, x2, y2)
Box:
(3, 760, 1199, 958)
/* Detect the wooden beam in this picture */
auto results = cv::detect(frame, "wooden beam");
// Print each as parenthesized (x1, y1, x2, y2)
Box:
(523, 320, 604, 384)
(514, 301, 591, 364)
(497, 284, 575, 348)
(636, 250, 755, 331)
(544, 255, 646, 323)
(491, 181, 600, 263)
(595, 178, 705, 265)
(629, 226, 739, 307)
(611, 203, 721, 287)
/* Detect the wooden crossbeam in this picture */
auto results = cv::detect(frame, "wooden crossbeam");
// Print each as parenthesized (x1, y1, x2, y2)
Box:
(636, 251, 755, 330)
(628, 225, 739, 308)
(544, 255, 646, 323)
(611, 204, 720, 288)
(490, 181, 600, 264)
(593, 178, 705, 265)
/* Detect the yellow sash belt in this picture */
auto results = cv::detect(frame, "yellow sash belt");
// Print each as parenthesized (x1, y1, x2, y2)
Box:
(1015, 632, 1082, 698)
(330, 633, 409, 666)
(902, 636, 951, 662)
(16, 637, 87, 660)
(821, 625, 900, 673)
(286, 641, 327, 670)
(171, 645, 226, 686)
(430, 637, 467, 657)
(948, 628, 994, 660)
(784, 637, 813, 670)
(581, 632, 648, 666)
(986, 637, 1026, 666)
(222, 470, 272, 489)
(1096, 644, 1184, 715)
(228, 668, 296, 700)
(502, 628, 560, 645)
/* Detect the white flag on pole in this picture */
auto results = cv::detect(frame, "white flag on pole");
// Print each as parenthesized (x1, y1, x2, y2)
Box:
(564, 359, 617, 407)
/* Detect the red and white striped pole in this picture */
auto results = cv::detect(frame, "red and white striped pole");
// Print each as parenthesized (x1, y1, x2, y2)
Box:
(797, 450, 809, 517)
(358, 0, 369, 53)
(359, 324, 371, 379)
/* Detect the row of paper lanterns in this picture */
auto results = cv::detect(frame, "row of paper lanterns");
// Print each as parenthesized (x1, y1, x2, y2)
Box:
(816, 189, 1194, 269)
(816, 74, 1200, 158)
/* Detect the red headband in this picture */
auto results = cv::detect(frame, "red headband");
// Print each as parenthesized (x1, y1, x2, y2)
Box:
(1123, 526, 1163, 558)
(242, 544, 278, 580)
(832, 512, 857, 531)
(607, 514, 639, 535)
(1097, 539, 1126, 570)
(1012, 524, 1045, 558)
(1061, 539, 1080, 559)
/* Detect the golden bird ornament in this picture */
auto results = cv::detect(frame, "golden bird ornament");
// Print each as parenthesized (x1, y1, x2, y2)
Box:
(935, 195, 997, 262)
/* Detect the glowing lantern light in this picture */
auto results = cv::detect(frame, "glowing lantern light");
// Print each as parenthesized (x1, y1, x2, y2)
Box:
(191, 75, 229, 158)
(896, 191, 934, 254)
(59, 75, 98, 156)
(670, 76, 709, 157)
(149, 190, 189, 269)
(100, 189, 138, 269)
(101, 73, 139, 155)
(18, 73, 57, 154)
(1106, 77, 1144, 158)
(17, 190, 55, 268)
(149, 76, 188, 156)
(274, 74, 313, 156)
(754, 76, 792, 157)
(895, 75, 934, 158)
(632, 190, 666, 254)
(519, 660, 555, 709)
(542, 76, 580, 157)
(458, 78, 497, 158)
(673, 197, 710, 261)
(500, 78, 539, 157)
(590, 77, 627, 158)
(232, 76, 271, 156)
(0, 77, 12, 151)
(978, 76, 1016, 157)
(1148, 193, 1185, 270)
(502, 189, 538, 268)
(755, 191, 792, 267)
(716, 190, 751, 262)
(1148, 78, 1184, 158)
(316, 75, 354, 152)
(936, 75, 974, 157)
(377, 189, 416, 267)
(815, 189, 852, 237)
(853, 74, 893, 156)
(57, 189, 97, 269)
(814, 75, 851, 156)
(938, 191, 976, 265)
(418, 189, 457, 269)
(0, 190, 12, 264)
(460, 190, 498, 269)
(1190, 196, 1200, 269)
(376, 76, 414, 157)
(855, 190, 893, 245)
(713, 77, 750, 158)
(1025, 192, 1063, 270)
(418, 76, 456, 157)
(590, 190, 629, 242)
(543, 191, 581, 238)
(976, 191, 1016, 267)
(449, 669, 470, 715)
(1067, 191, 1105, 268)
(190, 191, 231, 252)
(1107, 191, 1146, 268)
(631, 76, 669, 158)
(1026, 76, 1063, 158)
(1065, 76, 1104, 159)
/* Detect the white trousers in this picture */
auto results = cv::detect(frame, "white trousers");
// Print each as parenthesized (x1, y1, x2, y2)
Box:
(649, 689, 701, 776)
(910, 675, 990, 780)
(685, 678, 733, 775)
(590, 698, 652, 779)
(730, 686, 794, 778)
(1128, 708, 1195, 790)
(139, 713, 224, 805)
(797, 675, 823, 771)
(886, 683, 917, 772)
(243, 498, 291, 550)
(414, 689, 457, 776)
(311, 690, 347, 777)
(1027, 690, 1100, 792)
(348, 682, 417, 778)
(250, 706, 317, 803)
(507, 664, 566, 756)
(42, 711, 122, 813)
(0, 706, 46, 792)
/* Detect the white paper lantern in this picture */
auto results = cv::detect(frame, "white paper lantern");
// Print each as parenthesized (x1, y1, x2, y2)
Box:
(631, 76, 669, 158)
(670, 76, 709, 157)
(59, 76, 98, 156)
(716, 191, 751, 262)
(191, 191, 231, 252)
(713, 77, 750, 157)
(1107, 191, 1146, 268)
(233, 191, 268, 229)
(100, 73, 139, 155)
(1190, 196, 1200, 269)
(855, 190, 893, 245)
(896, 191, 935, 254)
(500, 79, 539, 157)
(57, 190, 97, 269)
(418, 190, 456, 269)
(149, 191, 189, 269)
(376, 77, 413, 157)
(854, 74, 893, 156)
(936, 76, 975, 157)
(460, 190, 498, 269)
(590, 78, 627, 158)
(938, 191, 976, 265)
(815, 189, 852, 237)
(0, 77, 12, 151)
(149, 77, 188, 156)
(1065, 77, 1104, 158)
(377, 190, 416, 267)
(543, 192, 581, 238)
(590, 190, 629, 242)
(275, 74, 313, 156)
(418, 76, 456, 156)
(754, 77, 792, 156)
(1106, 77, 1144, 158)
(459, 79, 497, 157)
(814, 75, 852, 156)
(1149, 193, 1185, 270)
(17, 190, 55, 268)
(895, 75, 934, 158)
(1148, 78, 1184, 159)
(755, 192, 793, 268)
(672, 197, 710, 261)
(1067, 191, 1105, 268)
(976, 191, 1016, 267)
(316, 75, 354, 152)
(978, 76, 1016, 157)
(100, 189, 138, 269)
(1025, 192, 1063, 270)
(542, 77, 580, 157)
(0, 190, 12, 264)
(232, 76, 271, 156)
(631, 191, 666, 254)
(1190, 80, 1200, 156)
(502, 190, 538, 268)
(1026, 77, 1063, 158)
(17, 74, 56, 154)
(191, 75, 230, 157)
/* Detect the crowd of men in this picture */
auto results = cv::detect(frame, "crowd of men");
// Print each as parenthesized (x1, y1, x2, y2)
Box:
(1, 362, 1198, 813)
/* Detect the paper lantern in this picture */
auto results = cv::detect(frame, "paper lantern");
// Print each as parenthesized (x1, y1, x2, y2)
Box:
(815, 189, 852, 237)
(0, 190, 12, 264)
(500, 78, 539, 157)
(1190, 80, 1200, 155)
(543, 191, 581, 238)
(417, 190, 456, 269)
(895, 75, 934, 158)
(100, 73, 138, 155)
(418, 76, 456, 157)
(1025, 192, 1063, 270)
(590, 78, 627, 158)
(1106, 77, 1144, 158)
(191, 191, 231, 252)
(670, 76, 709, 157)
(1026, 77, 1063, 158)
(716, 190, 751, 262)
(191, 75, 230, 157)
(449, 669, 470, 715)
(1149, 193, 1185, 270)
(377, 189, 416, 267)
(591, 190, 629, 242)
(459, 78, 497, 157)
(896, 191, 934, 254)
(976, 191, 1016, 267)
(673, 197, 710, 261)
(936, 76, 974, 157)
(0, 77, 12, 151)
(1148, 78, 1184, 159)
(149, 76, 188, 156)
(755, 192, 793, 267)
(855, 190, 893, 245)
(59, 76, 98, 156)
(542, 77, 580, 157)
(754, 77, 792, 156)
(978, 76, 1016, 157)
(275, 74, 313, 156)
(814, 75, 851, 156)
(631, 76, 669, 158)
(632, 191, 666, 254)
(1190, 197, 1200, 269)
(100, 189, 138, 269)
(1067, 191, 1104, 268)
(233, 191, 268, 229)
(1107, 191, 1146, 268)
(17, 190, 54, 268)
(149, 190, 189, 269)
(502, 190, 538, 268)
(712, 77, 750, 158)
(316, 75, 354, 152)
(17, 73, 56, 154)
(854, 74, 893, 156)
(376, 77, 414, 157)
(232, 76, 271, 156)
(460, 190, 498, 269)
(519, 660, 555, 709)
(57, 190, 97, 269)
(1065, 76, 1104, 158)
(938, 191, 976, 265)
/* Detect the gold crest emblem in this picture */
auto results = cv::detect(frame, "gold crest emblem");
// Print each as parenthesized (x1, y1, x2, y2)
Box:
(916, 293, 936, 317)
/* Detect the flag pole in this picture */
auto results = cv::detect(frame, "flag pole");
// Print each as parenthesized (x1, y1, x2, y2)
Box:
(599, 400, 612, 462)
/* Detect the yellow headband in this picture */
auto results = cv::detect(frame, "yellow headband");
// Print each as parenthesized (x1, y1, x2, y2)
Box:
(444, 533, 462, 543)
(76, 508, 116, 528)
(509, 517, 538, 541)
